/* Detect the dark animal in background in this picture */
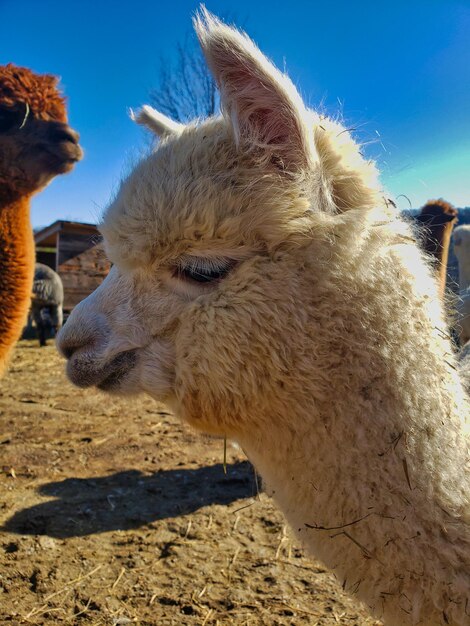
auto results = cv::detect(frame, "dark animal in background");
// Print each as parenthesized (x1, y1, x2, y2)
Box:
(0, 63, 82, 374)
(31, 263, 64, 346)
(414, 198, 458, 298)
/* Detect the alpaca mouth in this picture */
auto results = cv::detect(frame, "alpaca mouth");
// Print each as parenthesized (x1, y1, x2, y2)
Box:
(45, 142, 83, 171)
(67, 350, 137, 390)
(97, 351, 138, 391)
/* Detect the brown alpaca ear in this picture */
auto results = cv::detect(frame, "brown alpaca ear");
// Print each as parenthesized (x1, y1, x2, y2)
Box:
(194, 8, 314, 172)
(130, 105, 184, 137)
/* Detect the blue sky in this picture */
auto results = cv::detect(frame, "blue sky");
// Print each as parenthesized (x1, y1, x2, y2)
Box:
(2, 0, 469, 228)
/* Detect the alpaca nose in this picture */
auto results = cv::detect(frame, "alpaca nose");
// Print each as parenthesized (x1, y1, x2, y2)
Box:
(49, 122, 80, 145)
(56, 324, 95, 359)
(57, 334, 80, 360)
(56, 309, 108, 360)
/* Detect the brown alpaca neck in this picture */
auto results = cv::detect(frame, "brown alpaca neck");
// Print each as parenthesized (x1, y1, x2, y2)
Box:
(418, 219, 456, 299)
(0, 194, 35, 375)
(416, 204, 457, 299)
(437, 221, 454, 297)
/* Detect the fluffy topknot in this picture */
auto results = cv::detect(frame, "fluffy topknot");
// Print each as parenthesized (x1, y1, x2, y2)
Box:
(0, 63, 67, 123)
(416, 198, 458, 223)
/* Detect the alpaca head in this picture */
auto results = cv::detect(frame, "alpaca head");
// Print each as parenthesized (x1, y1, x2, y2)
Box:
(453, 225, 470, 252)
(0, 64, 82, 200)
(58, 10, 383, 436)
(415, 198, 458, 227)
(414, 198, 458, 271)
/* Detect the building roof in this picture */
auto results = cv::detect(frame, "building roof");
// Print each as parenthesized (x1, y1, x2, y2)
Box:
(34, 220, 99, 246)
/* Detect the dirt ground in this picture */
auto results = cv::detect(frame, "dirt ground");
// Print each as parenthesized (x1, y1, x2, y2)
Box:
(0, 341, 381, 626)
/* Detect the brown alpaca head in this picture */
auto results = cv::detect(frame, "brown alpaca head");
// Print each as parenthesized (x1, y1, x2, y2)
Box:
(414, 198, 458, 256)
(0, 64, 82, 201)
(415, 198, 458, 226)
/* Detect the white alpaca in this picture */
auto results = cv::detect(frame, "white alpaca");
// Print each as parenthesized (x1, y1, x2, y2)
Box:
(453, 225, 470, 344)
(57, 11, 470, 626)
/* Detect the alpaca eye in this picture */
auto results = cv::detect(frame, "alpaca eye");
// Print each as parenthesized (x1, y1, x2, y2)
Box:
(180, 266, 226, 283)
(175, 258, 235, 284)
(0, 103, 27, 132)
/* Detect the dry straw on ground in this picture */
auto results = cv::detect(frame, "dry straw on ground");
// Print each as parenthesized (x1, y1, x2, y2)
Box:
(0, 341, 381, 625)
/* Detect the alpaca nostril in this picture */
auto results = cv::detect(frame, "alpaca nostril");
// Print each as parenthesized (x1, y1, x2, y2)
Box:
(49, 123, 80, 145)
(56, 334, 82, 359)
(61, 345, 76, 360)
(56, 314, 108, 361)
(56, 129, 78, 144)
(56, 326, 95, 360)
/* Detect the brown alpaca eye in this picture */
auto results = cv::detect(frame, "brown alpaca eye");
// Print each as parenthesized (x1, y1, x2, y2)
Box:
(0, 103, 26, 132)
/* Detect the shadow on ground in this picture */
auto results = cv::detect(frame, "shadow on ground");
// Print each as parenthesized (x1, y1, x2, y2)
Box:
(3, 461, 255, 538)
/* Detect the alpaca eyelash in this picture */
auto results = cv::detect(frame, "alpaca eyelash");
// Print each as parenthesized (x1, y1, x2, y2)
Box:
(173, 257, 236, 284)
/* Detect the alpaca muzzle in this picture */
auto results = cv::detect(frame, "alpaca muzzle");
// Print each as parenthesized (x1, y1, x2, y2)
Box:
(43, 122, 83, 171)
(65, 349, 137, 390)
(57, 299, 139, 391)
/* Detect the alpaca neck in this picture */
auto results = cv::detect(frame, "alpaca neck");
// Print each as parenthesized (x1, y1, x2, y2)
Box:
(240, 378, 469, 625)
(0, 194, 35, 375)
(419, 220, 455, 298)
(241, 373, 469, 540)
(236, 251, 469, 625)
(435, 221, 454, 297)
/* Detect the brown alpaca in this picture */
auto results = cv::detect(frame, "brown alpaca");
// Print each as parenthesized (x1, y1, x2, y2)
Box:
(414, 199, 458, 298)
(0, 64, 82, 375)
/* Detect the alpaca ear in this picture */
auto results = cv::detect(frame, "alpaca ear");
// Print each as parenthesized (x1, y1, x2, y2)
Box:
(194, 8, 314, 172)
(130, 105, 184, 137)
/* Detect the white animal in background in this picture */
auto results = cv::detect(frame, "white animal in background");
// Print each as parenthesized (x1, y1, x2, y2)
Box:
(453, 225, 470, 344)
